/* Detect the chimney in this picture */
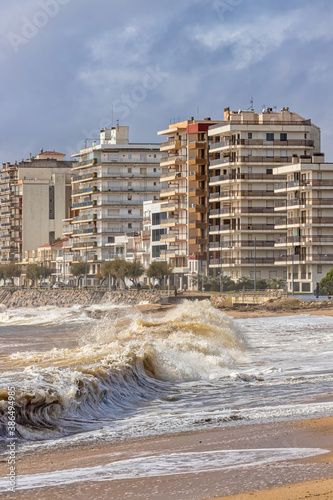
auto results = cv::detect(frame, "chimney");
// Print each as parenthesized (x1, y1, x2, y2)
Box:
(224, 107, 230, 121)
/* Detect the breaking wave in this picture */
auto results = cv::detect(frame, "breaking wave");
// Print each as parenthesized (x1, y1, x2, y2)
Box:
(0, 301, 248, 441)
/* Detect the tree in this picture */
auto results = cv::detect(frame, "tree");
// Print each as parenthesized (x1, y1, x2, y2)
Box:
(124, 261, 145, 286)
(4, 263, 21, 285)
(26, 264, 51, 286)
(146, 261, 173, 286)
(99, 258, 128, 287)
(236, 275, 254, 290)
(70, 262, 86, 286)
(319, 268, 333, 295)
(267, 277, 285, 290)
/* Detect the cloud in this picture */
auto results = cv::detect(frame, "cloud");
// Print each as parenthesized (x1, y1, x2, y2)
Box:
(190, 6, 333, 69)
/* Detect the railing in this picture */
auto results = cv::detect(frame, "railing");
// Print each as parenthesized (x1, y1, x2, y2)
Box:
(72, 228, 96, 235)
(72, 186, 95, 196)
(72, 201, 94, 209)
(209, 138, 314, 149)
(209, 257, 275, 265)
(72, 214, 97, 223)
(72, 172, 97, 182)
(276, 254, 333, 262)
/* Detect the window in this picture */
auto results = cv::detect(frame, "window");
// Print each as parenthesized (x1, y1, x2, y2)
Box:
(248, 166, 252, 173)
(128, 223, 132, 228)
(280, 150, 287, 157)
(152, 213, 161, 225)
(154, 182, 157, 185)
(266, 150, 274, 157)
(127, 194, 132, 200)
(128, 167, 132, 173)
(266, 168, 273, 174)
(280, 133, 287, 141)
(248, 133, 252, 139)
(140, 167, 147, 175)
(317, 265, 322, 274)
(128, 209, 132, 214)
(154, 154, 157, 158)
(248, 150, 252, 156)
(152, 228, 166, 241)
(266, 133, 274, 141)
(128, 154, 132, 159)
(108, 237, 115, 243)
(153, 168, 157, 172)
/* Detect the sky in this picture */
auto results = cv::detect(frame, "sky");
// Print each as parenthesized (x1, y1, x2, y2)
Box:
(1, 0, 333, 161)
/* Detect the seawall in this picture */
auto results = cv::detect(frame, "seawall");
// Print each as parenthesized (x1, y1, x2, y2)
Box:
(0, 289, 162, 309)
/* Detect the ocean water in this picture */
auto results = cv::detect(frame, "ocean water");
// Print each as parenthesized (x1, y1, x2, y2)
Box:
(0, 300, 332, 490)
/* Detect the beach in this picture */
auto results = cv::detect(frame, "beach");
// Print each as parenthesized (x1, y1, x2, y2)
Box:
(0, 416, 332, 499)
(0, 298, 332, 499)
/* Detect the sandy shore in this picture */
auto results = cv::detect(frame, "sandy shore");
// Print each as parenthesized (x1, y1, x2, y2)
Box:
(0, 416, 332, 499)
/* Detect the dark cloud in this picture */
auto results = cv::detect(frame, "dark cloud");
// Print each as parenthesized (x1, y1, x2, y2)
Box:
(0, 0, 333, 161)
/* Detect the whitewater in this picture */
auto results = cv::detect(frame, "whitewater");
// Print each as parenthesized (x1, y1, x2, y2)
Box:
(0, 300, 332, 460)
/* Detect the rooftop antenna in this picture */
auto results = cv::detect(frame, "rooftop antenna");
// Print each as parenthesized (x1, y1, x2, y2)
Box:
(116, 119, 119, 126)
(247, 97, 254, 111)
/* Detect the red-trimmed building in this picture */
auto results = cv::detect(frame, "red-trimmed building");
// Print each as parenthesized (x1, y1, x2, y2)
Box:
(158, 118, 221, 288)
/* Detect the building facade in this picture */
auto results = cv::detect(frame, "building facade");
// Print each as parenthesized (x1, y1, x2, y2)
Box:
(0, 151, 72, 263)
(274, 153, 333, 293)
(158, 118, 219, 288)
(208, 107, 320, 282)
(70, 126, 164, 276)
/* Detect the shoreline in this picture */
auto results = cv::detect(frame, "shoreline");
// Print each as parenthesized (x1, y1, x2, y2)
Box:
(0, 416, 332, 499)
(0, 297, 332, 498)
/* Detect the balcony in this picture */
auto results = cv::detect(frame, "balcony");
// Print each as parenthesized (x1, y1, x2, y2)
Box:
(209, 223, 276, 233)
(189, 188, 206, 197)
(72, 241, 97, 249)
(72, 172, 97, 183)
(209, 257, 275, 265)
(160, 155, 186, 167)
(72, 214, 97, 223)
(72, 200, 95, 209)
(72, 186, 97, 196)
(210, 173, 285, 183)
(160, 140, 185, 152)
(72, 228, 97, 236)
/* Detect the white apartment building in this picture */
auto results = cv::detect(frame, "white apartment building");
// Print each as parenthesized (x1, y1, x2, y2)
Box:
(142, 200, 168, 265)
(0, 151, 72, 263)
(71, 126, 164, 275)
(274, 153, 333, 293)
(208, 107, 320, 282)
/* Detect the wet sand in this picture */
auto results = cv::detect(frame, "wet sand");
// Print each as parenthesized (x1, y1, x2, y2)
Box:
(0, 417, 332, 499)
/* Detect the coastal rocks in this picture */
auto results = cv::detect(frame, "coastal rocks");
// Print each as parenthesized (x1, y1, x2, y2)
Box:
(0, 289, 161, 309)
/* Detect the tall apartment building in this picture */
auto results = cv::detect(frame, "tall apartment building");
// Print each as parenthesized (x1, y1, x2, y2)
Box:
(208, 107, 320, 282)
(0, 151, 72, 263)
(158, 118, 219, 288)
(71, 126, 164, 275)
(274, 153, 333, 293)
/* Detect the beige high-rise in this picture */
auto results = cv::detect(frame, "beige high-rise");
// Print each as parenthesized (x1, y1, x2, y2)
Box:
(208, 107, 320, 282)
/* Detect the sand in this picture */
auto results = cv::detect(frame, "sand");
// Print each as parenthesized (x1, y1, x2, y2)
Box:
(0, 417, 332, 499)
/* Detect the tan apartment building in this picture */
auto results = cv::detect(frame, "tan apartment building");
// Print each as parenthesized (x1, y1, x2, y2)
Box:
(208, 107, 320, 282)
(0, 151, 72, 263)
(274, 153, 333, 293)
(158, 118, 219, 288)
(70, 126, 164, 277)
